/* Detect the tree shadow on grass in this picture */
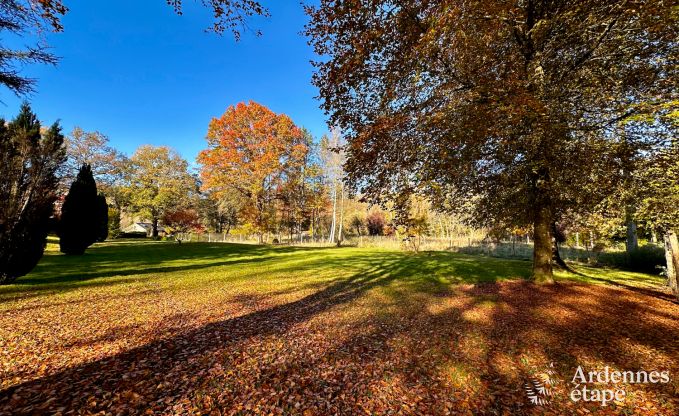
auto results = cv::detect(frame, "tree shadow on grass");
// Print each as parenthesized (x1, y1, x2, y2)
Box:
(0, 242, 339, 302)
(0, 258, 406, 414)
(0, 247, 533, 414)
(209, 281, 678, 415)
(4, 245, 673, 414)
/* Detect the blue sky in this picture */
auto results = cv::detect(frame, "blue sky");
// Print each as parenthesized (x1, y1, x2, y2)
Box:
(0, 0, 325, 166)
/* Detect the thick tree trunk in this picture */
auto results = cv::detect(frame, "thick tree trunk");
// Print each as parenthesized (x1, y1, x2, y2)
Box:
(664, 231, 678, 298)
(532, 206, 554, 283)
(152, 217, 159, 238)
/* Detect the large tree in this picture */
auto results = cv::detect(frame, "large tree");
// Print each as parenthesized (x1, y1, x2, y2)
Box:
(198, 101, 307, 243)
(0, 1, 267, 95)
(126, 145, 198, 238)
(306, 0, 677, 282)
(0, 103, 65, 283)
(63, 127, 128, 190)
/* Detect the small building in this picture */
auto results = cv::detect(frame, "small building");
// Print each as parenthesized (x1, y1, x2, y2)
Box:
(122, 222, 166, 237)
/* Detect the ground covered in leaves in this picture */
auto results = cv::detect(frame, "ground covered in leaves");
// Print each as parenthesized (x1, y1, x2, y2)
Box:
(1, 241, 677, 415)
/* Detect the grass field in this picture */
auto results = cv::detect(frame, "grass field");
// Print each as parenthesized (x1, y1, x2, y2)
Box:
(1, 240, 677, 415)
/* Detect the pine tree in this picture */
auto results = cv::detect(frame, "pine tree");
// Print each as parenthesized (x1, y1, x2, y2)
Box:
(0, 104, 66, 284)
(59, 164, 102, 254)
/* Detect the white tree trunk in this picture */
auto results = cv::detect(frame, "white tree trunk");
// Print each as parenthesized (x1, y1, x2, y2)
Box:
(664, 231, 678, 298)
(328, 185, 337, 243)
(337, 183, 344, 244)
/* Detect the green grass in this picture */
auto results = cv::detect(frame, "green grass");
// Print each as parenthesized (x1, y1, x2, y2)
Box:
(2, 239, 676, 415)
(1, 238, 665, 304)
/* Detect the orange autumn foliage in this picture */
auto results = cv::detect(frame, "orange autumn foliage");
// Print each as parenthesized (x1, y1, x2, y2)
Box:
(198, 101, 307, 240)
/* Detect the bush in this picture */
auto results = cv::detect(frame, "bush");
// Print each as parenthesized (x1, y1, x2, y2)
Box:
(627, 245, 666, 273)
(594, 244, 666, 273)
(96, 194, 109, 242)
(117, 232, 148, 239)
(108, 206, 122, 238)
(366, 212, 386, 236)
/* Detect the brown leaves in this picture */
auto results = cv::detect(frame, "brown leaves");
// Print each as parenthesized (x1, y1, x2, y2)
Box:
(1, 252, 678, 414)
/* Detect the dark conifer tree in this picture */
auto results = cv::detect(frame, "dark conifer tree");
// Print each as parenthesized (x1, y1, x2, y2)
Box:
(0, 104, 66, 284)
(59, 164, 102, 254)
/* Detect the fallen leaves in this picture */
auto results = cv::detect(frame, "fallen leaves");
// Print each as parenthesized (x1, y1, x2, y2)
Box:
(0, 245, 677, 415)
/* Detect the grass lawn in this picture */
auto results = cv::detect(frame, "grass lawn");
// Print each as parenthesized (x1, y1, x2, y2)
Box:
(0, 240, 677, 415)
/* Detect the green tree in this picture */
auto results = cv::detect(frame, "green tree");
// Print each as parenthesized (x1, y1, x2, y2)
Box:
(200, 192, 241, 234)
(637, 138, 679, 297)
(59, 165, 107, 254)
(306, 0, 677, 282)
(0, 103, 66, 283)
(127, 145, 197, 238)
(107, 205, 122, 239)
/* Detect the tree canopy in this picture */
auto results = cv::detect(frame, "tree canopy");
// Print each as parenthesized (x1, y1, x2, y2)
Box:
(198, 101, 307, 242)
(126, 145, 198, 238)
(306, 0, 678, 281)
(59, 164, 108, 255)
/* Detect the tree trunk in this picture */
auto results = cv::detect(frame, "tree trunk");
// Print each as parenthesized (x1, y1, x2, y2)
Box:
(328, 186, 337, 243)
(552, 240, 568, 270)
(337, 183, 344, 245)
(625, 205, 638, 254)
(152, 217, 159, 238)
(532, 206, 554, 283)
(664, 231, 679, 298)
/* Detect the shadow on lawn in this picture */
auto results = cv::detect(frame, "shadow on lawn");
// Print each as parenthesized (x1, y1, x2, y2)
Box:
(0, 242, 329, 301)
(1, 244, 676, 414)
(0, 242, 529, 303)
(0, 258, 404, 414)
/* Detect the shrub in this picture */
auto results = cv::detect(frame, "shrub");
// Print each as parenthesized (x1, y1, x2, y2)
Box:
(627, 245, 666, 273)
(366, 212, 386, 236)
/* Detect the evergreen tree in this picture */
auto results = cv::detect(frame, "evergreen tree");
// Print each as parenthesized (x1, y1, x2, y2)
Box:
(59, 164, 102, 254)
(0, 103, 66, 284)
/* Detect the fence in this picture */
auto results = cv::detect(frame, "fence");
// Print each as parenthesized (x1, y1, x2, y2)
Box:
(170, 232, 665, 272)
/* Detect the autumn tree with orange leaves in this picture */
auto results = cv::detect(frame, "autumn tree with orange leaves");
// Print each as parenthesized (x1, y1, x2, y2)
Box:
(198, 102, 308, 243)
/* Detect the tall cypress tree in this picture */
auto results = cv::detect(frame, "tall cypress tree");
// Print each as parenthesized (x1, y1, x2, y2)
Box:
(0, 104, 66, 284)
(59, 164, 102, 254)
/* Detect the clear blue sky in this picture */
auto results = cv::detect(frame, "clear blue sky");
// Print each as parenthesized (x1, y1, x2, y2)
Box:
(0, 0, 326, 165)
